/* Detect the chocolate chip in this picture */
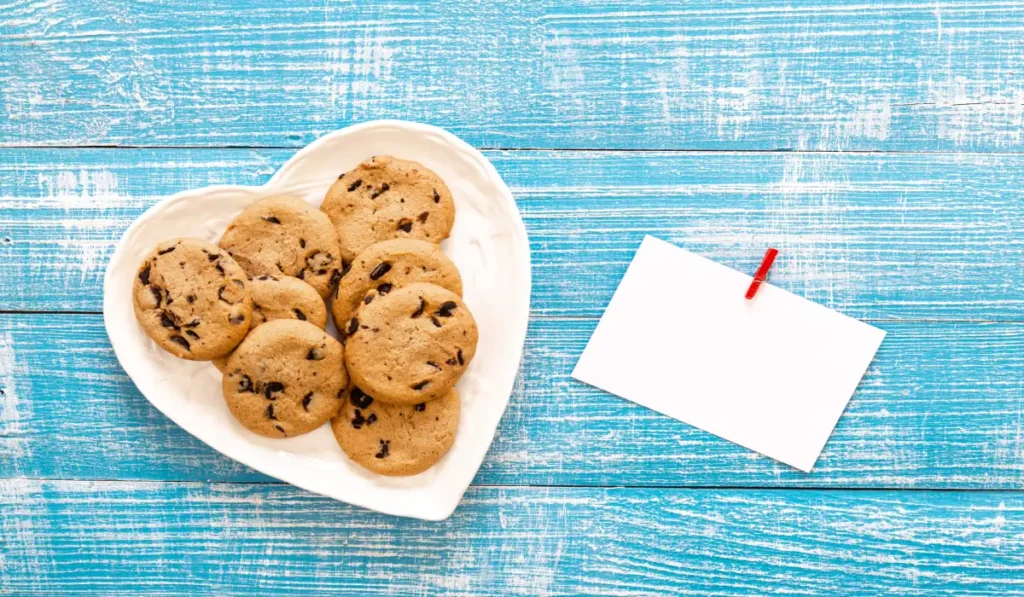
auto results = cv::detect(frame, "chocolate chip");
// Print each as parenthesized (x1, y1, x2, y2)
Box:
(306, 347, 324, 361)
(330, 269, 343, 288)
(338, 172, 345, 179)
(433, 189, 440, 203)
(377, 283, 392, 295)
(184, 319, 200, 328)
(215, 263, 225, 275)
(165, 292, 173, 305)
(417, 211, 429, 223)
(206, 252, 220, 262)
(414, 403, 426, 412)
(185, 330, 200, 340)
(346, 318, 359, 336)
(186, 294, 196, 304)
(367, 413, 377, 425)
(351, 409, 366, 429)
(412, 298, 425, 318)
(169, 335, 190, 351)
(430, 317, 442, 328)
(363, 295, 374, 305)
(149, 286, 162, 307)
(299, 238, 306, 248)
(160, 314, 179, 329)
(218, 286, 229, 303)
(302, 392, 313, 411)
(138, 265, 151, 285)
(411, 380, 430, 391)
(274, 424, 286, 435)
(294, 309, 306, 321)
(370, 183, 390, 199)
(426, 361, 441, 370)
(158, 246, 176, 255)
(375, 440, 390, 459)
(446, 358, 457, 366)
(457, 348, 464, 366)
(229, 313, 245, 325)
(349, 387, 374, 409)
(370, 263, 391, 280)
(396, 219, 413, 233)
(348, 179, 362, 192)
(262, 216, 281, 224)
(264, 382, 285, 400)
(238, 375, 254, 393)
(436, 301, 457, 317)
(265, 404, 277, 420)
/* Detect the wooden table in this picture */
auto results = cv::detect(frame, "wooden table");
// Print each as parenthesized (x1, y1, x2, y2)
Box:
(2, 1, 1023, 594)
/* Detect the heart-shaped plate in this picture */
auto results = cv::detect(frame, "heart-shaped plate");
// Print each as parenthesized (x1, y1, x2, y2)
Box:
(103, 121, 531, 520)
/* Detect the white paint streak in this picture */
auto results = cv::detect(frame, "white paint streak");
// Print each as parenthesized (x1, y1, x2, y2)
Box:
(30, 169, 122, 279)
(543, 33, 588, 125)
(926, 74, 1024, 147)
(714, 59, 763, 141)
(0, 332, 31, 464)
(35, 168, 121, 210)
(846, 97, 893, 142)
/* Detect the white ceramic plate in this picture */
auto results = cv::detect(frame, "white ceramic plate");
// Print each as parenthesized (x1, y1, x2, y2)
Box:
(104, 121, 531, 520)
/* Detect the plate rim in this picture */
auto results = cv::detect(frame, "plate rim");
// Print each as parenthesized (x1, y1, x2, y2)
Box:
(102, 120, 531, 520)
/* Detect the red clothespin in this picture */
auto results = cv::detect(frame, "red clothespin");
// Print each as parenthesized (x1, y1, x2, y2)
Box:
(745, 247, 779, 299)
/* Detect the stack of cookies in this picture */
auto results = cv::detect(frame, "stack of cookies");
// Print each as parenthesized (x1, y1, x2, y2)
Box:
(131, 156, 478, 476)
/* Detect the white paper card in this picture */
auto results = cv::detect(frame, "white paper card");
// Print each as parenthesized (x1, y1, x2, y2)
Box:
(572, 236, 886, 472)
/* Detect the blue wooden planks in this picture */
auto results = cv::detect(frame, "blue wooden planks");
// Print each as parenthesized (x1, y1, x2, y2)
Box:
(2, 314, 1021, 488)
(1, 1, 1023, 151)
(1, 480, 1023, 596)
(1, 149, 1022, 319)
(3, 1, 1024, 592)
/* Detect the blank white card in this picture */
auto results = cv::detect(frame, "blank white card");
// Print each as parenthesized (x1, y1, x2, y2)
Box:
(572, 236, 886, 472)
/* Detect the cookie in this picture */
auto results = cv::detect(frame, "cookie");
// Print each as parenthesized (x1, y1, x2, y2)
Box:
(219, 195, 342, 298)
(320, 156, 456, 263)
(222, 319, 347, 438)
(344, 283, 477, 405)
(212, 274, 328, 372)
(331, 239, 463, 330)
(332, 385, 460, 476)
(132, 238, 251, 360)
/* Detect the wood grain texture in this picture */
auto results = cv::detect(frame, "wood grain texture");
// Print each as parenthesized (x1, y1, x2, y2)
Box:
(2, 0, 1023, 151)
(2, 149, 1022, 319)
(3, 2, 1024, 590)
(2, 314, 1021, 488)
(2, 480, 1023, 596)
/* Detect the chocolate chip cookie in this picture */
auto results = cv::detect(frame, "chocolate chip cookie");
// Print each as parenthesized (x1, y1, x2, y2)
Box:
(219, 195, 342, 298)
(331, 239, 462, 330)
(344, 283, 477, 405)
(222, 319, 347, 438)
(212, 274, 328, 372)
(332, 385, 460, 476)
(320, 156, 456, 263)
(132, 238, 251, 360)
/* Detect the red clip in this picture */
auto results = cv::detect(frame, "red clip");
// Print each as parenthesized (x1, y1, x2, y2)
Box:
(745, 247, 779, 299)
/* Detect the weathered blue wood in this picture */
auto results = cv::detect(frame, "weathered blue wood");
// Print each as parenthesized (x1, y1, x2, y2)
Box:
(2, 314, 1021, 488)
(1, 480, 1023, 596)
(2, 0, 1023, 151)
(4, 1, 1024, 591)
(2, 149, 1022, 320)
